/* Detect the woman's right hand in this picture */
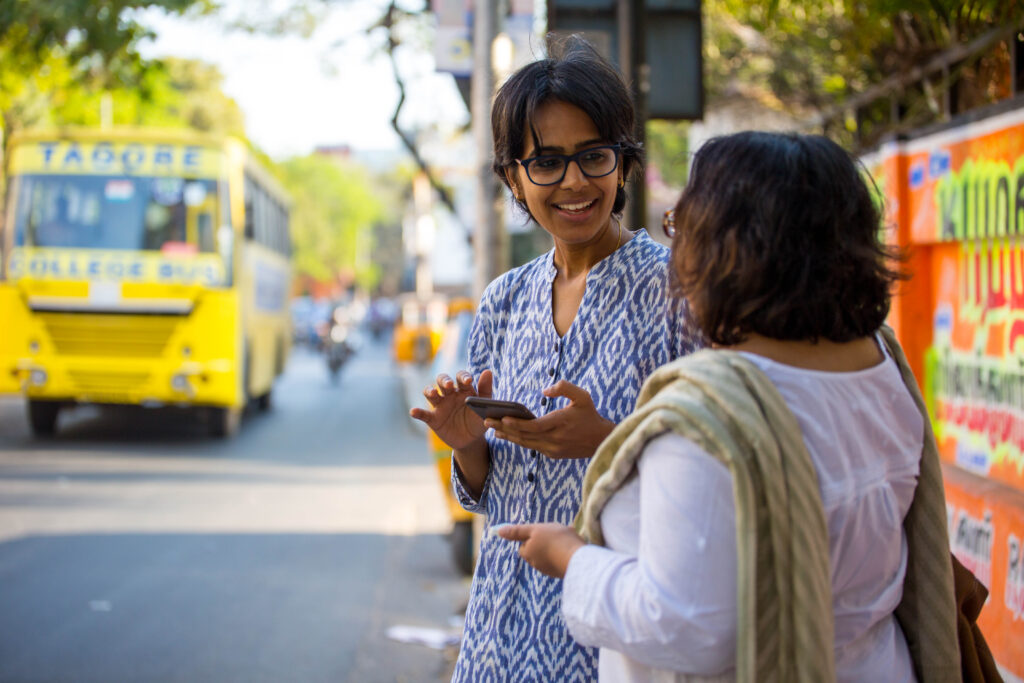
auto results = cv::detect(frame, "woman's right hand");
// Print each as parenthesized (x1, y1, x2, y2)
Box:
(409, 369, 493, 450)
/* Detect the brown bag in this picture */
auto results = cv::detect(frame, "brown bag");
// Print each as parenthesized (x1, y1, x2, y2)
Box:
(953, 553, 1004, 682)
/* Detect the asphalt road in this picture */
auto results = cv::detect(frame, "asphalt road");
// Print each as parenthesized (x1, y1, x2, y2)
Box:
(0, 339, 468, 683)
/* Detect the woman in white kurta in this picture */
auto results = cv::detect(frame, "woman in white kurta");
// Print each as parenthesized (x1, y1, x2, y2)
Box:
(498, 132, 949, 681)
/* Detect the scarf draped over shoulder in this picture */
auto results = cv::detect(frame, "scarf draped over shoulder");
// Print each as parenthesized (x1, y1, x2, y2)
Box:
(574, 327, 960, 683)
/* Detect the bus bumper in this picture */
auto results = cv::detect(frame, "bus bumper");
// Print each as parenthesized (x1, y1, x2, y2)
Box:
(5, 356, 241, 408)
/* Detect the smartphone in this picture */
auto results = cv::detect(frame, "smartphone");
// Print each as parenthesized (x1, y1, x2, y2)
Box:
(465, 396, 536, 420)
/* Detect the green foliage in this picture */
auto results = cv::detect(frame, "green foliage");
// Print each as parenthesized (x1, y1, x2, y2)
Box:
(0, 1, 239, 196)
(704, 0, 1023, 148)
(0, 0, 212, 72)
(277, 154, 385, 291)
(646, 120, 691, 189)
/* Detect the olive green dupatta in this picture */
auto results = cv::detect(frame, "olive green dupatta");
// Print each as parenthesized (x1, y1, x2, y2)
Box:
(574, 327, 960, 683)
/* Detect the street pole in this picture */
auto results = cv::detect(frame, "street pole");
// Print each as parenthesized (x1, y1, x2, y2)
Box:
(618, 0, 647, 232)
(472, 0, 501, 299)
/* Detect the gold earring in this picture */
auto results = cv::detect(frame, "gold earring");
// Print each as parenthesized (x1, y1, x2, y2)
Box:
(618, 178, 625, 188)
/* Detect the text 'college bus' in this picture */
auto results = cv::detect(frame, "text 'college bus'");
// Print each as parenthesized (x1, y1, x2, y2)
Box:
(0, 128, 292, 437)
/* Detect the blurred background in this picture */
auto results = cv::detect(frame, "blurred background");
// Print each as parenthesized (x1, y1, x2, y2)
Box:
(1, 1, 1023, 681)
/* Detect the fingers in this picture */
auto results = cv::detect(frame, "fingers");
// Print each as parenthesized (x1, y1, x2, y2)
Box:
(455, 371, 475, 391)
(495, 523, 533, 541)
(478, 369, 494, 398)
(543, 380, 593, 406)
(433, 373, 456, 396)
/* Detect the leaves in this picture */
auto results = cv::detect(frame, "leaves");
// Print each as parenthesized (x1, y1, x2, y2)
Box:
(703, 0, 1023, 148)
(277, 154, 385, 289)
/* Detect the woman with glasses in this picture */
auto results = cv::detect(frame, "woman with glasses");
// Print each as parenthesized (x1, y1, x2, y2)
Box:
(497, 131, 961, 681)
(410, 35, 698, 681)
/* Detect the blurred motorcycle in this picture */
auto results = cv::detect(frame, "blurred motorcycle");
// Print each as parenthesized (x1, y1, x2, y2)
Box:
(324, 307, 357, 382)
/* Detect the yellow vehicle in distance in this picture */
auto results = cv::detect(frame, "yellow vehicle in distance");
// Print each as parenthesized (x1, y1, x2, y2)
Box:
(0, 128, 292, 437)
(392, 293, 449, 365)
(425, 298, 480, 574)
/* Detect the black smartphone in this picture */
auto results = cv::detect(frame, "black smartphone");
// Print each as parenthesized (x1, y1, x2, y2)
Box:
(465, 397, 536, 420)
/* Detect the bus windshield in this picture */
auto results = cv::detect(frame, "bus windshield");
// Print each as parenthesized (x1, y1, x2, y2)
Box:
(12, 174, 222, 255)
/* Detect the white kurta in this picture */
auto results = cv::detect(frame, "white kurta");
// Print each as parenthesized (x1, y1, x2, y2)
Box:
(562, 339, 922, 682)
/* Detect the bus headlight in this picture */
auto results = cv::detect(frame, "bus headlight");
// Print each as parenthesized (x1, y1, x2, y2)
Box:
(29, 369, 47, 386)
(171, 373, 193, 394)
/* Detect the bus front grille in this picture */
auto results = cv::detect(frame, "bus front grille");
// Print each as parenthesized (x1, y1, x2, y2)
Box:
(68, 370, 151, 396)
(41, 314, 177, 358)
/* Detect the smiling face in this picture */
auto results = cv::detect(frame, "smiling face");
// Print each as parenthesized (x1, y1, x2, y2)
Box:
(508, 99, 622, 249)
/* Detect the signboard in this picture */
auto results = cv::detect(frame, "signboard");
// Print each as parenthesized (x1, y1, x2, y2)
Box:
(863, 102, 1024, 681)
(548, 0, 703, 120)
(945, 464, 1024, 677)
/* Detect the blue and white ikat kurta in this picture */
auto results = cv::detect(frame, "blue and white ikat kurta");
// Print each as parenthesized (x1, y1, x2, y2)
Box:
(450, 230, 698, 682)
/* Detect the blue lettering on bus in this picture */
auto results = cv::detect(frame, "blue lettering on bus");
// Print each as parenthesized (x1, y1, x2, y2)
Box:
(129, 261, 143, 278)
(159, 263, 173, 280)
(88, 260, 101, 277)
(121, 145, 145, 172)
(29, 259, 45, 276)
(154, 145, 174, 169)
(106, 261, 124, 278)
(40, 143, 58, 167)
(92, 143, 115, 170)
(183, 146, 201, 169)
(63, 144, 84, 167)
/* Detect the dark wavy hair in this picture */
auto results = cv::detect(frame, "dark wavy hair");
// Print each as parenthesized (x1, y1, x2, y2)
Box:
(670, 131, 905, 346)
(491, 34, 643, 217)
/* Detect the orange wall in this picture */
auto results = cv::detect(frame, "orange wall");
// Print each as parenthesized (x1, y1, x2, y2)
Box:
(867, 105, 1024, 679)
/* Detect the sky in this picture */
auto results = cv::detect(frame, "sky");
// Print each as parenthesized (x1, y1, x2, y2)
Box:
(135, 0, 470, 161)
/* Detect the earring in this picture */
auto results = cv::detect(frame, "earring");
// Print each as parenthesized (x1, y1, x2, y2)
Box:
(618, 178, 625, 188)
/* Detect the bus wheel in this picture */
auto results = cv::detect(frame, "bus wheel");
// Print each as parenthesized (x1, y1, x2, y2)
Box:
(27, 400, 61, 437)
(451, 520, 476, 576)
(256, 390, 272, 411)
(208, 406, 241, 438)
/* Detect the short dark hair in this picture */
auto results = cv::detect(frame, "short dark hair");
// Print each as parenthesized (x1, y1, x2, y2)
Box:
(491, 34, 643, 217)
(670, 131, 904, 346)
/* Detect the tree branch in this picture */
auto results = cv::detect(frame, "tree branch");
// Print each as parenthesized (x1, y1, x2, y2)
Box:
(378, 2, 462, 225)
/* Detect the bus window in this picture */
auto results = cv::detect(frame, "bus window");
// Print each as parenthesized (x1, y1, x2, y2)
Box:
(13, 174, 218, 254)
(197, 211, 215, 253)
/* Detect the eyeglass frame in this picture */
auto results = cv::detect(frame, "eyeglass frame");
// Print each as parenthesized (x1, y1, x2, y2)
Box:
(662, 208, 676, 238)
(515, 144, 622, 187)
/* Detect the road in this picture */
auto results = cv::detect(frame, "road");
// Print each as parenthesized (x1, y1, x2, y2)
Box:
(0, 339, 468, 683)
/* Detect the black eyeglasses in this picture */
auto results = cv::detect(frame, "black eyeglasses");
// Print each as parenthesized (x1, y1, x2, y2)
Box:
(662, 208, 676, 238)
(516, 144, 621, 186)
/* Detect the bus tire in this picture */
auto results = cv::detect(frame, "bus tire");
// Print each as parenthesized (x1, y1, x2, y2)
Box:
(451, 520, 475, 576)
(256, 390, 272, 411)
(208, 406, 241, 438)
(27, 400, 60, 437)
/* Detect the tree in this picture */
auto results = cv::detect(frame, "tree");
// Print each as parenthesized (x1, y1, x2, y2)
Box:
(703, 0, 1023, 149)
(0, 0, 218, 187)
(277, 153, 385, 292)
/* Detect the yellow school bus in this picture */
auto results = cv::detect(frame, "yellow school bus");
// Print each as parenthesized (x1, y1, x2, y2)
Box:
(0, 128, 292, 437)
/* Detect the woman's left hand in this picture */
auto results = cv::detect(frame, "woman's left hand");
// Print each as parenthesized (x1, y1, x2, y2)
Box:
(496, 523, 585, 579)
(484, 380, 614, 459)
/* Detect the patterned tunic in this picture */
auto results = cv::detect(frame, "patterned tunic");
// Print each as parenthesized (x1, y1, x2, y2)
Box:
(451, 230, 698, 682)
